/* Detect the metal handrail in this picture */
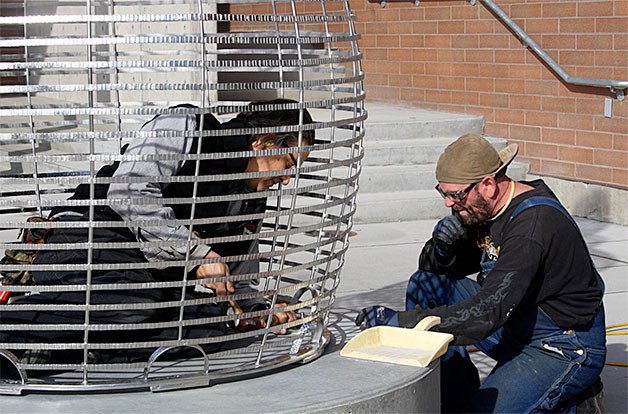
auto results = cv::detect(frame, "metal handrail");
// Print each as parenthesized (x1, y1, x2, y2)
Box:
(370, 0, 628, 100)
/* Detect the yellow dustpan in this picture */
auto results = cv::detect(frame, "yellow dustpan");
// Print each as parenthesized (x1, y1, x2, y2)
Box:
(340, 316, 454, 367)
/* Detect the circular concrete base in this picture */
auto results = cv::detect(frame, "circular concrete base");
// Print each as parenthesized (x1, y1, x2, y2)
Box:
(1, 310, 441, 414)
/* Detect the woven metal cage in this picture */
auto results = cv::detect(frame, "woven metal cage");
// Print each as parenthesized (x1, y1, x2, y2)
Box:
(0, 0, 364, 393)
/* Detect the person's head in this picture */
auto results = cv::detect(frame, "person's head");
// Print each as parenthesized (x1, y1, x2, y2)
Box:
(434, 134, 518, 225)
(237, 99, 315, 192)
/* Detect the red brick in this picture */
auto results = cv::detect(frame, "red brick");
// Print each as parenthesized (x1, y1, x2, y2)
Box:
(388, 48, 411, 61)
(495, 49, 527, 64)
(576, 164, 612, 183)
(400, 35, 425, 48)
(575, 130, 613, 149)
(452, 35, 479, 49)
(617, 0, 628, 16)
(364, 48, 388, 60)
(425, 6, 451, 20)
(438, 20, 464, 34)
(511, 124, 542, 141)
(495, 108, 526, 124)
(364, 22, 389, 35)
(466, 20, 495, 34)
(511, 3, 543, 18)
(542, 96, 576, 113)
(595, 51, 628, 67)
(495, 79, 525, 94)
(412, 75, 438, 88)
(438, 49, 464, 63)
(525, 80, 559, 96)
(559, 113, 595, 131)
(575, 98, 606, 116)
(465, 77, 495, 92)
(479, 64, 509, 79)
(595, 116, 628, 134)
(452, 63, 480, 77)
(541, 34, 577, 49)
(577, 34, 613, 50)
(509, 64, 543, 80)
(412, 21, 438, 34)
(425, 35, 452, 48)
(438, 76, 465, 90)
(596, 17, 628, 33)
(377, 35, 400, 48)
(559, 50, 595, 66)
(527, 142, 558, 159)
(388, 22, 413, 35)
(426, 89, 453, 103)
(511, 95, 542, 110)
(400, 61, 426, 75)
(485, 122, 510, 138)
(480, 93, 510, 108)
(560, 18, 596, 33)
(465, 49, 494, 63)
(412, 49, 438, 63)
(544, 3, 577, 17)
(612, 168, 628, 187)
(400, 88, 426, 102)
(541, 160, 576, 177)
(526, 111, 559, 128)
(451, 91, 479, 105)
(366, 73, 389, 86)
(479, 35, 511, 49)
(390, 74, 413, 87)
(541, 127, 575, 144)
(594, 149, 628, 168)
(526, 18, 559, 34)
(559, 146, 594, 163)
(577, 1, 614, 17)
(374, 7, 400, 22)
(452, 4, 480, 20)
(425, 62, 454, 76)
(614, 134, 628, 151)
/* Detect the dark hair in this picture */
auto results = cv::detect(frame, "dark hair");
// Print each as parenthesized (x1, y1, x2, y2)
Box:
(236, 99, 315, 148)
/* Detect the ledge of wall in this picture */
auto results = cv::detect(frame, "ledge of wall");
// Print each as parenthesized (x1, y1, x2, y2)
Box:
(528, 175, 627, 225)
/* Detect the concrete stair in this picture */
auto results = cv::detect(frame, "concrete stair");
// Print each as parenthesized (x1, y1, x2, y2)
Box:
(355, 104, 529, 223)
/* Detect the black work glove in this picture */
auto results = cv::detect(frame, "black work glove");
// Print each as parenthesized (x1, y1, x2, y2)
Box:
(432, 214, 465, 258)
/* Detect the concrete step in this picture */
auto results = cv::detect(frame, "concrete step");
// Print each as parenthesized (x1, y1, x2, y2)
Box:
(364, 104, 484, 141)
(358, 161, 529, 194)
(355, 189, 448, 224)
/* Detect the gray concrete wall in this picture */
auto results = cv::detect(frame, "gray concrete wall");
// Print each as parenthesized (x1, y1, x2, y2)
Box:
(528, 175, 628, 225)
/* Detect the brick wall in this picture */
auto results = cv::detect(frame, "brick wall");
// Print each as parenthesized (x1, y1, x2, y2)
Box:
(349, 0, 627, 188)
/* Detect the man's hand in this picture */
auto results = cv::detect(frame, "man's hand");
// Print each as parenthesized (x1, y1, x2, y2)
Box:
(196, 250, 234, 296)
(355, 305, 399, 329)
(263, 303, 298, 335)
(432, 214, 465, 258)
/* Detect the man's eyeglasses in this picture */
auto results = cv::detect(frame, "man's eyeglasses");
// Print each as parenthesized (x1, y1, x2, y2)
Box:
(435, 182, 478, 203)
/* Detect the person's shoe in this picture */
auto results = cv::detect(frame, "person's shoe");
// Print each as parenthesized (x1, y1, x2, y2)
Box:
(576, 377, 605, 414)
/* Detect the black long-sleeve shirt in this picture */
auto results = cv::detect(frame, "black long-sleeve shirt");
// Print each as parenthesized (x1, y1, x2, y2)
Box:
(399, 180, 603, 345)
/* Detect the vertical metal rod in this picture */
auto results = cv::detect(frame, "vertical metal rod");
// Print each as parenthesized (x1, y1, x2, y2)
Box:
(82, 0, 96, 383)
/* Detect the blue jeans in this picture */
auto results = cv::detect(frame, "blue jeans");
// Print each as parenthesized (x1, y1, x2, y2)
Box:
(406, 270, 606, 413)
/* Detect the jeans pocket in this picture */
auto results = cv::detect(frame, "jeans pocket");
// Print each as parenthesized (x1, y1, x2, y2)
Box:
(541, 331, 587, 364)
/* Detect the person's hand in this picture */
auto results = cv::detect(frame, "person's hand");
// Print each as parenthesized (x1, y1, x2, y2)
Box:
(196, 250, 234, 296)
(432, 214, 465, 258)
(355, 305, 399, 329)
(263, 302, 298, 335)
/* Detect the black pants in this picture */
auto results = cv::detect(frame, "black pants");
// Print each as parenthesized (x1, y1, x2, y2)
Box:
(0, 211, 227, 362)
